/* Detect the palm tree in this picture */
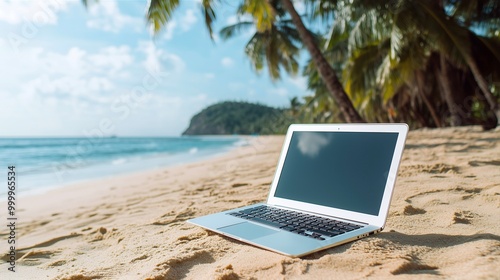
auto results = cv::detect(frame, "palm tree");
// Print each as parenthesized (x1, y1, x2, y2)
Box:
(279, 0, 363, 123)
(144, 0, 364, 123)
(418, 0, 500, 126)
(314, 1, 445, 126)
(317, 0, 499, 127)
(219, 3, 301, 81)
(289, 96, 302, 117)
(147, 0, 217, 37)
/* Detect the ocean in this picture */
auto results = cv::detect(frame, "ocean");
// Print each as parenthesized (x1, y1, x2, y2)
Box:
(0, 136, 245, 197)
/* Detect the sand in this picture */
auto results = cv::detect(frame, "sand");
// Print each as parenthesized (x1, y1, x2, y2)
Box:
(1, 126, 499, 279)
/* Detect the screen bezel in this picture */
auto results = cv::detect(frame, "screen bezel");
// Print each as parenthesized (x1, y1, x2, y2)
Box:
(266, 123, 408, 227)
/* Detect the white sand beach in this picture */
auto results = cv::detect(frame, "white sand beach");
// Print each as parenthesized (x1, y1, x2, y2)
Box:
(1, 126, 499, 279)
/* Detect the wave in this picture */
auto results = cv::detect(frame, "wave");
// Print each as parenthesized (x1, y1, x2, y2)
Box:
(112, 158, 127, 165)
(233, 139, 250, 147)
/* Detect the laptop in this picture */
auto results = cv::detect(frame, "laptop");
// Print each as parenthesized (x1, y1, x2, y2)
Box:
(188, 123, 408, 257)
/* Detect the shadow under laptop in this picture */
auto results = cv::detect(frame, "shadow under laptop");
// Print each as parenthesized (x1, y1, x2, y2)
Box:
(212, 230, 498, 276)
(303, 231, 500, 260)
(376, 231, 500, 248)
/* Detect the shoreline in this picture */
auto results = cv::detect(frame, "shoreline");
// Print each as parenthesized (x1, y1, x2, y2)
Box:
(2, 128, 499, 279)
(4, 136, 251, 200)
(15, 135, 279, 229)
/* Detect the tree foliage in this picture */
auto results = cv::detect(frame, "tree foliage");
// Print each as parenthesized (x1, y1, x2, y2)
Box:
(85, 0, 500, 129)
(299, 0, 500, 128)
(182, 101, 293, 135)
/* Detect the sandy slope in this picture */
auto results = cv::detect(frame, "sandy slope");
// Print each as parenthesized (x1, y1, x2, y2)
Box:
(1, 126, 499, 279)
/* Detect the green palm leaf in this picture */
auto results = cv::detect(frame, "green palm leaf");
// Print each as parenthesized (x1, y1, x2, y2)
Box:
(147, 0, 180, 35)
(240, 0, 275, 32)
(201, 0, 218, 39)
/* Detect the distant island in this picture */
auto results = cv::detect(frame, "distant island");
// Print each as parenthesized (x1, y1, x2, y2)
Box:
(182, 101, 292, 135)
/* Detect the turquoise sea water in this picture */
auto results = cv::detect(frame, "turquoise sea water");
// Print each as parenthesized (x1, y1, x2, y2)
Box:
(0, 136, 245, 197)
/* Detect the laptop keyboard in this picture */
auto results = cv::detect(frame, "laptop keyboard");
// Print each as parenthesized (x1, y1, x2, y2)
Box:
(228, 205, 363, 240)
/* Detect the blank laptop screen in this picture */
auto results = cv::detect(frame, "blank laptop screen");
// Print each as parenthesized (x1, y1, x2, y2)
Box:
(274, 131, 399, 215)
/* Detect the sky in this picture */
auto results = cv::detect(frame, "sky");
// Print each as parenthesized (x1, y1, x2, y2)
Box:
(0, 0, 310, 137)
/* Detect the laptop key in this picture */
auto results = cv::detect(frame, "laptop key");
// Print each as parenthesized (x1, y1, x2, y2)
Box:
(228, 206, 364, 240)
(309, 228, 339, 237)
(239, 209, 257, 214)
(280, 226, 295, 232)
(311, 233, 325, 240)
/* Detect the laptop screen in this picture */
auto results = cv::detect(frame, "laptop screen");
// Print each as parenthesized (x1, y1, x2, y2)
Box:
(274, 131, 399, 216)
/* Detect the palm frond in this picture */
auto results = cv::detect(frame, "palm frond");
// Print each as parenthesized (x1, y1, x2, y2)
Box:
(241, 0, 275, 32)
(81, 0, 97, 8)
(147, 0, 180, 35)
(413, 1, 470, 67)
(245, 33, 266, 73)
(219, 21, 254, 40)
(201, 0, 218, 40)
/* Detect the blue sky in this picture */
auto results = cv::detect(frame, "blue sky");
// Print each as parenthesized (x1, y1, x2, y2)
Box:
(0, 0, 310, 136)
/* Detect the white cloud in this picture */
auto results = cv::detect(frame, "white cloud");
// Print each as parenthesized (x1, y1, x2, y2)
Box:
(89, 77, 114, 92)
(228, 82, 245, 91)
(211, 33, 220, 43)
(226, 15, 238, 26)
(288, 76, 309, 91)
(156, 9, 197, 40)
(88, 45, 134, 74)
(160, 20, 177, 40)
(180, 9, 197, 31)
(86, 0, 140, 33)
(0, 0, 72, 25)
(139, 41, 185, 74)
(221, 57, 234, 68)
(268, 87, 288, 97)
(0, 42, 173, 136)
(192, 93, 208, 102)
(2, 44, 138, 111)
(41, 46, 134, 81)
(204, 73, 215, 79)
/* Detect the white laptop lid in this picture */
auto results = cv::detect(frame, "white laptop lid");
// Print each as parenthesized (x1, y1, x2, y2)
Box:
(267, 124, 408, 227)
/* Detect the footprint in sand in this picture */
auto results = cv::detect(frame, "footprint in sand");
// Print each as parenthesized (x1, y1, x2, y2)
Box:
(150, 250, 215, 280)
(468, 160, 500, 167)
(152, 207, 196, 225)
(176, 231, 207, 244)
(452, 210, 476, 224)
(231, 183, 249, 188)
(403, 205, 426, 215)
(213, 264, 240, 280)
(390, 256, 438, 275)
(398, 163, 460, 177)
(405, 187, 482, 204)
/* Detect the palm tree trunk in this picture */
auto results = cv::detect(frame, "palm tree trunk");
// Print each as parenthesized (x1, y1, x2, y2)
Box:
(280, 0, 364, 123)
(415, 70, 442, 127)
(420, 0, 498, 127)
(466, 56, 500, 126)
(437, 55, 462, 126)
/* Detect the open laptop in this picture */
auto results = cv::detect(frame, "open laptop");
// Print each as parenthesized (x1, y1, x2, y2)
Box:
(188, 123, 408, 257)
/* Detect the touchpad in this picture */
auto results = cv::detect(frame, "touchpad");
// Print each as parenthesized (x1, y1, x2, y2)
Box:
(219, 222, 279, 240)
